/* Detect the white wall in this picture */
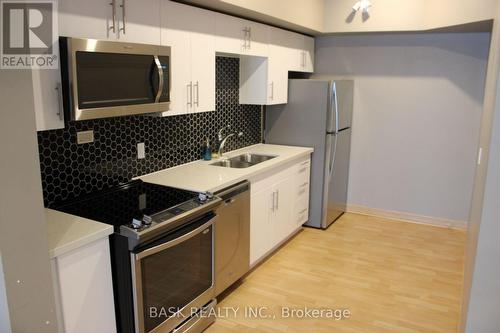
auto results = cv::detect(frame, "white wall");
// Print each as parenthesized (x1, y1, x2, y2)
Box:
(323, 0, 496, 33)
(315, 33, 490, 222)
(0, 69, 58, 332)
(465, 64, 500, 332)
(183, 0, 324, 33)
(0, 253, 11, 333)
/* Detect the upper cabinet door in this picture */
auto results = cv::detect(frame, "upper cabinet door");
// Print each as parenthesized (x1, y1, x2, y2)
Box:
(60, 0, 160, 44)
(284, 31, 314, 73)
(33, 69, 64, 131)
(115, 0, 161, 45)
(161, 0, 192, 116)
(244, 21, 268, 57)
(267, 27, 290, 105)
(287, 31, 306, 72)
(303, 36, 315, 73)
(190, 8, 216, 113)
(215, 13, 248, 54)
(59, 0, 110, 39)
(215, 13, 267, 57)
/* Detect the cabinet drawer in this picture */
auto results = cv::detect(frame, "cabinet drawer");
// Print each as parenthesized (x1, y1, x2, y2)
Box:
(295, 159, 310, 188)
(294, 200, 309, 226)
(296, 181, 309, 199)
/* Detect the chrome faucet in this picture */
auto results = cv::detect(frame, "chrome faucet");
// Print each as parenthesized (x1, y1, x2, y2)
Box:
(217, 126, 243, 157)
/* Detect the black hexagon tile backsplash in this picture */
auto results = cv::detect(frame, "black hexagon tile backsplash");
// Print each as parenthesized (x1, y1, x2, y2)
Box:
(38, 57, 262, 207)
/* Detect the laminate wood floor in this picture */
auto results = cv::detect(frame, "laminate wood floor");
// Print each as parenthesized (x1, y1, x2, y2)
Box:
(205, 213, 466, 333)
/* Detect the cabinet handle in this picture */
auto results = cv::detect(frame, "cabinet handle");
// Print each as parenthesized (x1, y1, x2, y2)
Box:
(242, 28, 249, 49)
(271, 191, 275, 211)
(300, 182, 308, 188)
(187, 82, 193, 107)
(269, 82, 274, 100)
(119, 0, 126, 34)
(300, 160, 309, 166)
(275, 190, 279, 210)
(248, 27, 251, 49)
(109, 0, 116, 33)
(55, 83, 63, 121)
(194, 81, 199, 107)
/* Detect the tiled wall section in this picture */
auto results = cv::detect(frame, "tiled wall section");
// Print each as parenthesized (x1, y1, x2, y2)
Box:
(38, 57, 262, 207)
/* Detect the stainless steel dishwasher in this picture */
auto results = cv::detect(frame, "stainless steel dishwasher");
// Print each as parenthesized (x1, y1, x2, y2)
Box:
(214, 181, 250, 296)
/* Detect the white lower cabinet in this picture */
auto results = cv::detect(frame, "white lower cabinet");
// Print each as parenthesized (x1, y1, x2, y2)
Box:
(250, 156, 311, 265)
(51, 238, 116, 333)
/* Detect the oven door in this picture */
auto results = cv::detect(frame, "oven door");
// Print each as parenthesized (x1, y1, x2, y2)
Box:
(131, 213, 216, 333)
(62, 37, 170, 121)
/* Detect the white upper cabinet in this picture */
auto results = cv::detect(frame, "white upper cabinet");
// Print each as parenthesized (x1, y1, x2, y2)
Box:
(33, 38, 64, 131)
(116, 0, 161, 45)
(161, 1, 215, 115)
(215, 13, 268, 57)
(189, 8, 216, 113)
(303, 36, 315, 73)
(287, 31, 314, 73)
(59, 0, 161, 45)
(267, 27, 292, 105)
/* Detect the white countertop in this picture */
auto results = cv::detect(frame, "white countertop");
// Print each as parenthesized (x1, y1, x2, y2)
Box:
(139, 144, 313, 192)
(46, 208, 114, 258)
(45, 144, 312, 258)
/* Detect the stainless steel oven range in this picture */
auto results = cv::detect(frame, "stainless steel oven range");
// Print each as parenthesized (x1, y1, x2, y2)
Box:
(53, 180, 221, 333)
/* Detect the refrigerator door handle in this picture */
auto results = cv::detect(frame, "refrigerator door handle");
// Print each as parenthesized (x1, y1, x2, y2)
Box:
(329, 133, 338, 178)
(333, 82, 340, 134)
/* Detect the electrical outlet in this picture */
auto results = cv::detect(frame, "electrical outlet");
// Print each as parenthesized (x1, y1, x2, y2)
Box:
(137, 142, 145, 159)
(76, 130, 94, 144)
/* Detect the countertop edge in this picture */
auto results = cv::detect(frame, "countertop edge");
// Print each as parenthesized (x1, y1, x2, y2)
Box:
(46, 209, 114, 259)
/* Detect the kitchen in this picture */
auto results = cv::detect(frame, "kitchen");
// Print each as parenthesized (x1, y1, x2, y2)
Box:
(1, 1, 500, 333)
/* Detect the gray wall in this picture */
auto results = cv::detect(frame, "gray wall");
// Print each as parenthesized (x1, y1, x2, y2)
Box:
(0, 70, 57, 332)
(315, 33, 490, 222)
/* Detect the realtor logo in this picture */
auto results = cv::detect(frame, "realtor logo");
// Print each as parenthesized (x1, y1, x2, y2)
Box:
(1, 0, 58, 69)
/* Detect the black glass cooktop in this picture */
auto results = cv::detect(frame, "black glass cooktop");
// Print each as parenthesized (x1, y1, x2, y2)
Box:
(54, 180, 198, 229)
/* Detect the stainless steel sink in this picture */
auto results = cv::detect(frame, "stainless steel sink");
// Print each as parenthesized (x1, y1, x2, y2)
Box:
(210, 153, 277, 168)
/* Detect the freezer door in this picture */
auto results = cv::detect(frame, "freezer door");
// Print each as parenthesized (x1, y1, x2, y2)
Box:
(322, 128, 352, 228)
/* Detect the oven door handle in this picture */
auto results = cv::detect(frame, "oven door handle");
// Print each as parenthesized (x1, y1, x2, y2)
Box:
(135, 216, 216, 260)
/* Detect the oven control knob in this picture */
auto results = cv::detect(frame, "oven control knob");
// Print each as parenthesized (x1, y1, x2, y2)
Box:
(198, 193, 208, 203)
(143, 215, 152, 226)
(131, 218, 142, 229)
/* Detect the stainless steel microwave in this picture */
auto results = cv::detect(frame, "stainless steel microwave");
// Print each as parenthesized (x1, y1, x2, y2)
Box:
(59, 37, 170, 121)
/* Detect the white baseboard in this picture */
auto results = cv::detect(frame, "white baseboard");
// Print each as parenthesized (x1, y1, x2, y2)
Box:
(346, 204, 467, 230)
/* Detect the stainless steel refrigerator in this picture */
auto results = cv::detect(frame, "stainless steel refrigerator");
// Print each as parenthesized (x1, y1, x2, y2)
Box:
(266, 78, 354, 229)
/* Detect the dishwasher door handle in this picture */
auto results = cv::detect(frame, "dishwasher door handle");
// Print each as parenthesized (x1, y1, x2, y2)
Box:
(224, 198, 236, 205)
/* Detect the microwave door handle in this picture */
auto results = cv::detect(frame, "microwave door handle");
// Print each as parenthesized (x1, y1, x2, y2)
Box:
(153, 56, 164, 103)
(135, 216, 216, 260)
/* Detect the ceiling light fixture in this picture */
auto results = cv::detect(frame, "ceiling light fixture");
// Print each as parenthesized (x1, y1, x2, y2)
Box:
(352, 0, 372, 16)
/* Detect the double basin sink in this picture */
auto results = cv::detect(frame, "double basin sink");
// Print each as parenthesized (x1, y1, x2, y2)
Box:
(210, 153, 277, 169)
